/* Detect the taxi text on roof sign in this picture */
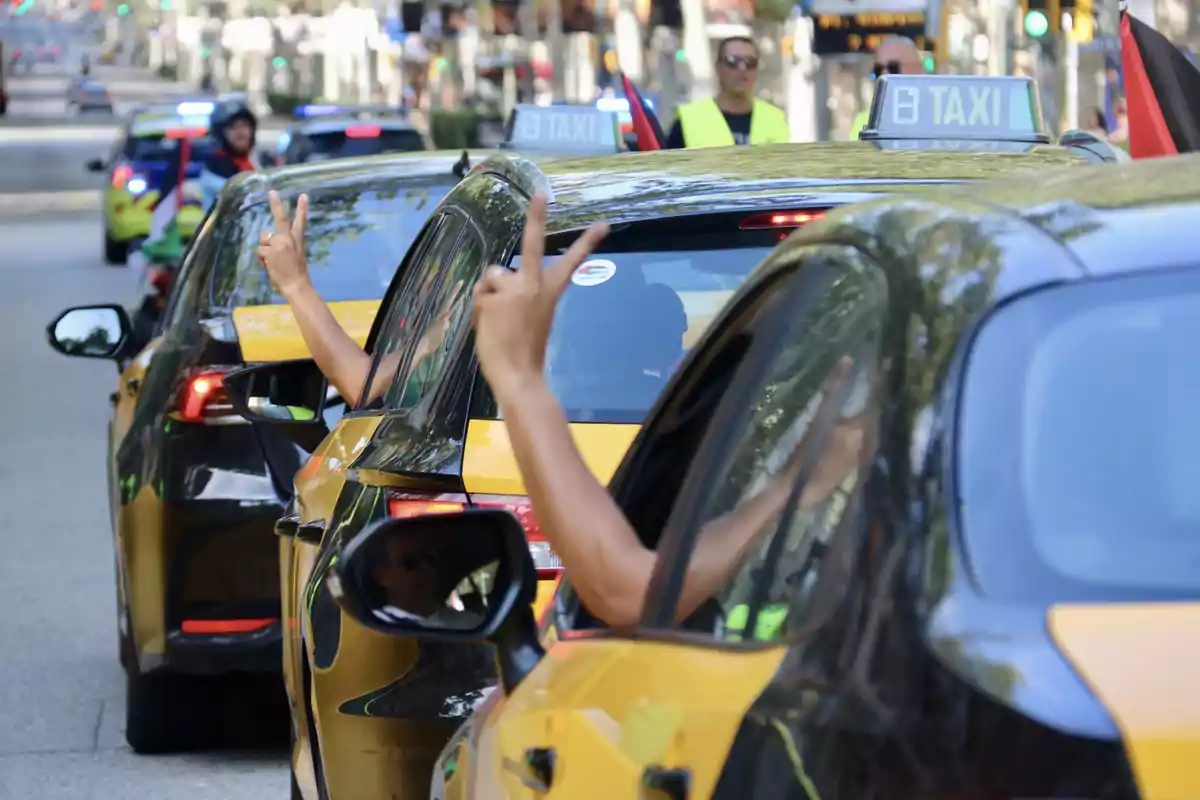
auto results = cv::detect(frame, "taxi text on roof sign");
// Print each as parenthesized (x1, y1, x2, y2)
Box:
(860, 75, 1050, 144)
(502, 104, 623, 153)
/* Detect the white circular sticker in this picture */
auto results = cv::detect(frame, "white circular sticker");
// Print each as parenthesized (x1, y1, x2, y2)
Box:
(571, 259, 617, 287)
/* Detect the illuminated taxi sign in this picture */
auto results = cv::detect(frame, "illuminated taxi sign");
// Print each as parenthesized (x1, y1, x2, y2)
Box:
(861, 75, 1049, 144)
(502, 104, 622, 154)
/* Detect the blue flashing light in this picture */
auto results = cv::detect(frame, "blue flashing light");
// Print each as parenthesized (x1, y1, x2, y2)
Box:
(294, 104, 350, 119)
(177, 101, 214, 116)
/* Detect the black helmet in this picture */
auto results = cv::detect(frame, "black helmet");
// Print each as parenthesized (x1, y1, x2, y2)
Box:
(210, 99, 258, 149)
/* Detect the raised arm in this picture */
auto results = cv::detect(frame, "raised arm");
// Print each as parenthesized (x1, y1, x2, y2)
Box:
(471, 196, 862, 628)
(257, 191, 374, 406)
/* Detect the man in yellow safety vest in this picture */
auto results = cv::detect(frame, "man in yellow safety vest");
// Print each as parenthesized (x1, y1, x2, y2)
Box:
(665, 36, 791, 148)
(850, 36, 928, 139)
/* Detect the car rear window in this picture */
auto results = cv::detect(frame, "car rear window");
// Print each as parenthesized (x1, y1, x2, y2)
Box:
(212, 181, 454, 308)
(472, 212, 823, 424)
(958, 268, 1200, 604)
(304, 128, 426, 160)
(124, 134, 219, 163)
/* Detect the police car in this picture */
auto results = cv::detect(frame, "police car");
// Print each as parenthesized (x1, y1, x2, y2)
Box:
(859, 74, 1127, 163)
(266, 104, 429, 166)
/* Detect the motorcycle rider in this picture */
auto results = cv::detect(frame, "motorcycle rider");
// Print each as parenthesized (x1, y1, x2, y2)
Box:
(200, 98, 258, 211)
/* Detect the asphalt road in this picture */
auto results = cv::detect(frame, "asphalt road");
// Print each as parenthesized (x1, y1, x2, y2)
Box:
(0, 212, 289, 799)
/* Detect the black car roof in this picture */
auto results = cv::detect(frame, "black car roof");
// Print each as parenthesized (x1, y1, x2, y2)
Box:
(228, 149, 494, 208)
(748, 151, 1200, 316)
(475, 142, 1093, 234)
(291, 118, 418, 135)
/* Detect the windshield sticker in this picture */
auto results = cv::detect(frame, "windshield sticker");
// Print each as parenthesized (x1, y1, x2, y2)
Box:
(572, 259, 617, 287)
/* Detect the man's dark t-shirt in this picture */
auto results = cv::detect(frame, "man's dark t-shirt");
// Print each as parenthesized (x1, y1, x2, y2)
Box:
(665, 109, 753, 149)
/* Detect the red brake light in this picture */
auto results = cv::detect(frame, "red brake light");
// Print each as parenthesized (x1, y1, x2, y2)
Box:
(166, 126, 208, 139)
(111, 164, 134, 189)
(473, 495, 562, 579)
(345, 125, 381, 138)
(386, 492, 562, 579)
(177, 369, 235, 422)
(739, 210, 826, 230)
(387, 497, 468, 518)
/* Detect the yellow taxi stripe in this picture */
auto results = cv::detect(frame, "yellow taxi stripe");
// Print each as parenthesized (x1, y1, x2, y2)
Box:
(1048, 603, 1200, 800)
(232, 300, 381, 363)
(462, 419, 640, 496)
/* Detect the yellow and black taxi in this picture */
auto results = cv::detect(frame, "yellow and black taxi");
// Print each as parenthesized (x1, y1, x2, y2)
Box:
(328, 149, 1200, 799)
(43, 150, 483, 755)
(266, 103, 429, 167)
(220, 93, 1109, 800)
(87, 101, 219, 265)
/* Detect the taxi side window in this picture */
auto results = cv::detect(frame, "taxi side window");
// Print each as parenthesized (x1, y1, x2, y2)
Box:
(163, 209, 224, 332)
(358, 213, 464, 411)
(658, 251, 887, 643)
(383, 228, 485, 412)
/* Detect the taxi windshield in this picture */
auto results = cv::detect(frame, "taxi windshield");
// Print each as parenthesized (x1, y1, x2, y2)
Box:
(957, 268, 1200, 603)
(214, 182, 453, 308)
(474, 214, 800, 424)
(125, 133, 218, 163)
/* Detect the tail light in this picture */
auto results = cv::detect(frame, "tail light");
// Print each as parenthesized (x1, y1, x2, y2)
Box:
(739, 210, 826, 230)
(345, 124, 381, 138)
(387, 492, 563, 580)
(166, 126, 207, 139)
(175, 368, 236, 423)
(111, 164, 134, 189)
(149, 267, 174, 296)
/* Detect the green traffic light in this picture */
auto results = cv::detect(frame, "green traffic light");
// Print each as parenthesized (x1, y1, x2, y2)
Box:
(674, 49, 687, 63)
(117, 2, 129, 14)
(923, 55, 935, 72)
(272, 56, 286, 68)
(1024, 9, 1049, 37)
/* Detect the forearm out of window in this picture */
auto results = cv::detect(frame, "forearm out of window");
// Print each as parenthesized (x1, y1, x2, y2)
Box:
(497, 379, 655, 628)
(674, 472, 830, 623)
(282, 283, 371, 406)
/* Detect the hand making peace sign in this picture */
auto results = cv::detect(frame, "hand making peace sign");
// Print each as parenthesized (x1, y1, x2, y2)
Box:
(257, 190, 311, 300)
(471, 192, 610, 401)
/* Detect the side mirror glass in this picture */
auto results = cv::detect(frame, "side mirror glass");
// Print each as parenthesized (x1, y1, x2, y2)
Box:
(224, 358, 329, 426)
(46, 304, 130, 359)
(85, 157, 106, 172)
(330, 509, 537, 641)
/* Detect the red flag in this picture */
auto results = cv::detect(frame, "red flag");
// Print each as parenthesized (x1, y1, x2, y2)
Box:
(1120, 8, 1200, 157)
(620, 72, 664, 151)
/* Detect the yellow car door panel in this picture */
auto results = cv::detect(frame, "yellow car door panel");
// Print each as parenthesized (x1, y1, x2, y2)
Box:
(473, 640, 786, 799)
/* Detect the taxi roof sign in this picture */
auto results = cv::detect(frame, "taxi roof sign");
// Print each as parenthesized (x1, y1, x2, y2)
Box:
(860, 75, 1050, 144)
(502, 104, 623, 154)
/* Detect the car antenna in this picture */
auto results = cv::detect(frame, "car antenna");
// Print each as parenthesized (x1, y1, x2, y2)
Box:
(453, 149, 470, 180)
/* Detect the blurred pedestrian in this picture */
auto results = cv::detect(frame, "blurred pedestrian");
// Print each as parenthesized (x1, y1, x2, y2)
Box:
(850, 36, 927, 139)
(1082, 106, 1110, 140)
(200, 99, 259, 212)
(664, 36, 790, 149)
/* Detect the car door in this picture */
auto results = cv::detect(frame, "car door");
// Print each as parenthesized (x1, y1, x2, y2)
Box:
(282, 208, 478, 792)
(472, 246, 889, 799)
(109, 210, 225, 620)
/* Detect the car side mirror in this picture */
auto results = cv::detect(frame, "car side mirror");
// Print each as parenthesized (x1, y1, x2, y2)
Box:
(85, 157, 106, 172)
(46, 304, 131, 360)
(329, 509, 544, 692)
(223, 359, 331, 453)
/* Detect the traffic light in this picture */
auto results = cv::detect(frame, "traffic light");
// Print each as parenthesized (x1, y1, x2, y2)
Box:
(117, 2, 129, 14)
(1062, 0, 1095, 42)
(1021, 0, 1060, 38)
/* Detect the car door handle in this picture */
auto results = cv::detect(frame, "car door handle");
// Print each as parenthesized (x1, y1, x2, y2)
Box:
(501, 747, 555, 793)
(295, 519, 325, 545)
(642, 765, 690, 800)
(274, 512, 300, 539)
(125, 377, 140, 395)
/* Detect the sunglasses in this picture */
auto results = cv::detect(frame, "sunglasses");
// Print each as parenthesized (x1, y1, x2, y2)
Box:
(872, 61, 902, 78)
(721, 55, 759, 71)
